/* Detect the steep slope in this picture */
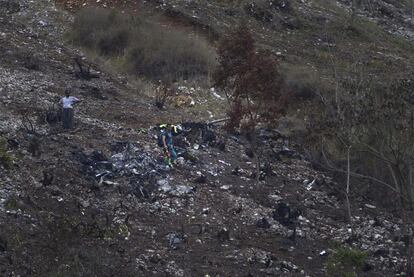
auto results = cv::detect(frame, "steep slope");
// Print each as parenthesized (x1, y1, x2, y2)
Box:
(0, 0, 413, 276)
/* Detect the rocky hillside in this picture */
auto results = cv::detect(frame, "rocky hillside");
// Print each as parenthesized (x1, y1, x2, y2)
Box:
(0, 0, 413, 276)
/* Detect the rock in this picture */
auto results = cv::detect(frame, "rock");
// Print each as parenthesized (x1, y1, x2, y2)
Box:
(157, 180, 194, 197)
(157, 179, 169, 186)
(256, 217, 271, 229)
(38, 20, 48, 27)
(175, 157, 185, 165)
(220, 185, 230, 190)
(79, 199, 90, 208)
(159, 182, 173, 193)
(167, 233, 185, 250)
(268, 194, 283, 202)
(170, 185, 194, 196)
(280, 260, 298, 272)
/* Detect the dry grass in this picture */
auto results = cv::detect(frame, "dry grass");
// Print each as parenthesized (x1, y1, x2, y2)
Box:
(67, 7, 217, 82)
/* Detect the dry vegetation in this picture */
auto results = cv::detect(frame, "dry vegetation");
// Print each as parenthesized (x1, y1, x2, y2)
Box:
(67, 8, 217, 82)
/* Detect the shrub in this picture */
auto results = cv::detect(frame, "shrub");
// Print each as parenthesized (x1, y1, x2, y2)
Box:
(0, 138, 12, 170)
(68, 8, 216, 82)
(154, 81, 175, 109)
(4, 196, 18, 210)
(97, 27, 130, 56)
(326, 246, 368, 277)
(125, 26, 216, 82)
(69, 8, 129, 49)
(283, 66, 319, 100)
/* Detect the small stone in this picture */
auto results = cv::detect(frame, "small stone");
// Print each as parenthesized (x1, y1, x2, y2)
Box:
(220, 185, 230, 190)
(80, 200, 90, 208)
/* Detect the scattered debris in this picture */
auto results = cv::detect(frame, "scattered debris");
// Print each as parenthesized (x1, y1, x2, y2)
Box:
(167, 233, 186, 250)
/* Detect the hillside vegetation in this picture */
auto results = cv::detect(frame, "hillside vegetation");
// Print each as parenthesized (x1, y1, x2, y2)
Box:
(67, 8, 217, 82)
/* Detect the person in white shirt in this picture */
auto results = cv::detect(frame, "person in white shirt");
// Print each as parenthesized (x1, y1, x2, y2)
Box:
(60, 88, 80, 129)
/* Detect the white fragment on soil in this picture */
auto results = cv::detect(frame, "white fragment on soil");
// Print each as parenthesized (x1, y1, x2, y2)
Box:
(218, 159, 231, 166)
(211, 88, 224, 100)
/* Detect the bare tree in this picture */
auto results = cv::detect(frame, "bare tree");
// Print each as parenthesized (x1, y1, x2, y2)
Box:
(316, 64, 414, 273)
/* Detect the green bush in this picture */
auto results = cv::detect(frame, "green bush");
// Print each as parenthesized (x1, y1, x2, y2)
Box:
(0, 138, 12, 170)
(326, 246, 368, 277)
(68, 8, 216, 82)
(4, 196, 18, 210)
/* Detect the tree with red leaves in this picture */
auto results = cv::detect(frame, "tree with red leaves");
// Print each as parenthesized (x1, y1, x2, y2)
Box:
(214, 25, 290, 183)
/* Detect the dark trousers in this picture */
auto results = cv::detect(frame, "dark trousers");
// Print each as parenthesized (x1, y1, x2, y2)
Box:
(62, 108, 74, 129)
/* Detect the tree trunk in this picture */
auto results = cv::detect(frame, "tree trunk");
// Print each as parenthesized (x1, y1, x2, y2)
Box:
(346, 146, 353, 229)
(350, 0, 358, 27)
(406, 162, 414, 275)
(408, 162, 414, 210)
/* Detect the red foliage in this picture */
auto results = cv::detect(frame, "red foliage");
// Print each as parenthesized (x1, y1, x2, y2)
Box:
(214, 25, 289, 131)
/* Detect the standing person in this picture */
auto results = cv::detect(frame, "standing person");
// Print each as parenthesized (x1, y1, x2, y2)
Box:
(60, 88, 80, 129)
(157, 124, 180, 167)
